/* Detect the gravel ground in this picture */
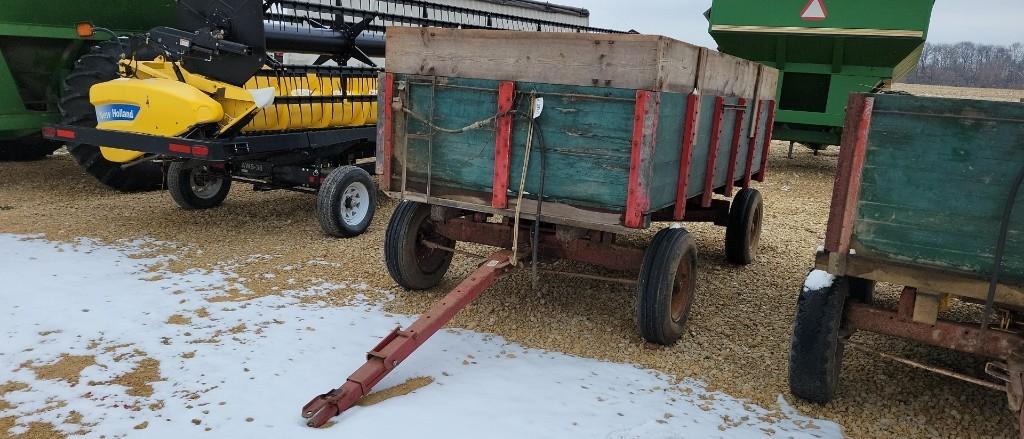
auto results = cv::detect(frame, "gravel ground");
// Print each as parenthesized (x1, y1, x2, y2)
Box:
(0, 84, 1019, 438)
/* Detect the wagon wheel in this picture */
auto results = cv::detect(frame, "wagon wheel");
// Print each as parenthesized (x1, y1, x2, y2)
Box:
(725, 187, 763, 265)
(789, 271, 858, 404)
(316, 165, 377, 238)
(636, 227, 698, 345)
(384, 201, 455, 290)
(167, 161, 231, 210)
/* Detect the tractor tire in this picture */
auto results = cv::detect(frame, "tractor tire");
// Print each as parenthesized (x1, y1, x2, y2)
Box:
(384, 201, 455, 290)
(789, 271, 852, 404)
(725, 187, 764, 265)
(167, 161, 231, 210)
(636, 227, 699, 345)
(58, 39, 163, 192)
(316, 166, 376, 238)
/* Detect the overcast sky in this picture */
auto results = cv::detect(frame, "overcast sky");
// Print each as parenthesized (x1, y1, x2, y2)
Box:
(579, 1, 1023, 47)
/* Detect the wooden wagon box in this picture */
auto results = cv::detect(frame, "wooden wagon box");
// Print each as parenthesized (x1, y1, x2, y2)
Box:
(821, 93, 1024, 307)
(377, 28, 778, 232)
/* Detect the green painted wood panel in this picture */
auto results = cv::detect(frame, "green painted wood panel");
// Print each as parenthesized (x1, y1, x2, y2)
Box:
(853, 94, 1024, 283)
(395, 74, 771, 216)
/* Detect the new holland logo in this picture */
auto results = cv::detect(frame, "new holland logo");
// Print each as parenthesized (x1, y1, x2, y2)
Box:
(96, 104, 140, 122)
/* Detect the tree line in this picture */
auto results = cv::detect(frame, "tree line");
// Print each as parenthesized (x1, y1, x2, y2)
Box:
(903, 42, 1024, 89)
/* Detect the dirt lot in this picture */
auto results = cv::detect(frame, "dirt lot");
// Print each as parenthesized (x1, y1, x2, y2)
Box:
(0, 84, 1019, 438)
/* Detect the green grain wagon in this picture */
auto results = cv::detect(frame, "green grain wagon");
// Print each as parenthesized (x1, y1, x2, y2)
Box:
(376, 27, 778, 344)
(301, 28, 780, 425)
(790, 93, 1024, 433)
(708, 0, 935, 151)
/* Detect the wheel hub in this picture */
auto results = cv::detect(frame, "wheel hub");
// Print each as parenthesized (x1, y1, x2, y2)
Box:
(189, 168, 224, 199)
(340, 182, 370, 226)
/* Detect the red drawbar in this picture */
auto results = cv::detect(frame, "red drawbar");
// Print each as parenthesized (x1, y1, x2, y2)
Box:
(380, 72, 395, 191)
(754, 100, 777, 182)
(673, 93, 701, 220)
(742, 101, 764, 187)
(824, 95, 874, 254)
(168, 143, 191, 154)
(491, 81, 516, 209)
(301, 250, 516, 428)
(624, 90, 660, 229)
(723, 98, 748, 197)
(701, 96, 726, 207)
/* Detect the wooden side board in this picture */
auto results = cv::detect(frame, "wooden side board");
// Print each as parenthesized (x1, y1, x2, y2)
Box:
(381, 72, 778, 231)
(815, 251, 1024, 309)
(385, 27, 777, 99)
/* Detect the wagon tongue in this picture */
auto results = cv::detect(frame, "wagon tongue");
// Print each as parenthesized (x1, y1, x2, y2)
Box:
(301, 250, 518, 427)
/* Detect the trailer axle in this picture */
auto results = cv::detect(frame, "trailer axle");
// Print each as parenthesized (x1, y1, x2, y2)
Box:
(301, 250, 517, 427)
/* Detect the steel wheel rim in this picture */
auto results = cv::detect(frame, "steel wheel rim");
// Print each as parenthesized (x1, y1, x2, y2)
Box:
(189, 168, 224, 199)
(748, 202, 763, 253)
(340, 181, 370, 226)
(670, 255, 695, 321)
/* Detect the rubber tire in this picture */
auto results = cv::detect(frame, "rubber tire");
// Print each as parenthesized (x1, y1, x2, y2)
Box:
(636, 227, 699, 345)
(384, 201, 455, 290)
(0, 135, 61, 161)
(725, 187, 764, 265)
(316, 166, 377, 238)
(58, 39, 163, 192)
(167, 161, 231, 210)
(789, 273, 852, 404)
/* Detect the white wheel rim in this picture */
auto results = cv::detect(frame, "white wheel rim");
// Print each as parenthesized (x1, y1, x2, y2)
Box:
(340, 181, 370, 226)
(189, 168, 224, 199)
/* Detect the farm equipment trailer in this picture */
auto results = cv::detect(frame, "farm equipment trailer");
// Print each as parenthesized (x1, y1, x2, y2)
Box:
(790, 93, 1024, 434)
(42, 0, 620, 236)
(302, 28, 778, 426)
(0, 0, 173, 190)
(708, 0, 935, 153)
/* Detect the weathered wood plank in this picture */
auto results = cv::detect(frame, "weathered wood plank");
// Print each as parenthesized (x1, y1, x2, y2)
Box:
(847, 93, 1024, 289)
(825, 94, 874, 273)
(624, 91, 660, 228)
(386, 28, 776, 98)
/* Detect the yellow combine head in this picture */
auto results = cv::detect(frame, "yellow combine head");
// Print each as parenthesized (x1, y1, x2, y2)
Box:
(92, 59, 377, 163)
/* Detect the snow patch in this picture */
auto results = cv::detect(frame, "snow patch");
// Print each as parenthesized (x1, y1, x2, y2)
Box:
(0, 234, 842, 438)
(804, 270, 836, 291)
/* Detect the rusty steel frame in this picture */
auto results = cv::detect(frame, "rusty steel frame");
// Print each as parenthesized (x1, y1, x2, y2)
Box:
(844, 301, 1024, 361)
(433, 217, 646, 273)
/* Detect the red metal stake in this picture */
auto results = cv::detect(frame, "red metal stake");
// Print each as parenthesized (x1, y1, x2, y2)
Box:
(301, 250, 517, 427)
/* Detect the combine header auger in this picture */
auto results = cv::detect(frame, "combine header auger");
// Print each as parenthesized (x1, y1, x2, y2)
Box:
(42, 0, 620, 236)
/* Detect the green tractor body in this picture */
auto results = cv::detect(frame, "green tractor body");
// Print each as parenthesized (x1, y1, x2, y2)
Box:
(708, 0, 935, 146)
(0, 1, 172, 155)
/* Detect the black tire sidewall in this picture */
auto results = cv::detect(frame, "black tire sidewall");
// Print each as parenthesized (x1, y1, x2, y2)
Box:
(167, 162, 230, 210)
(636, 227, 698, 345)
(384, 201, 454, 290)
(725, 187, 763, 265)
(316, 166, 377, 237)
(789, 272, 850, 404)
